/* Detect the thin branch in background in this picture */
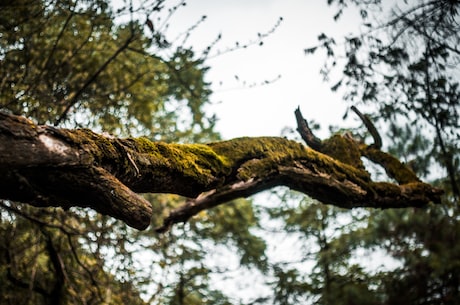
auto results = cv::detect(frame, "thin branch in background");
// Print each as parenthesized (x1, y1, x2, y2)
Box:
(54, 34, 136, 126)
(173, 15, 208, 47)
(66, 233, 104, 302)
(4, 246, 51, 298)
(204, 16, 284, 60)
(423, 43, 460, 199)
(0, 201, 82, 235)
(156, 0, 186, 34)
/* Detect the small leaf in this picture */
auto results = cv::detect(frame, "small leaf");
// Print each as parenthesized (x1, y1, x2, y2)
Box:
(304, 46, 318, 54)
(331, 80, 342, 92)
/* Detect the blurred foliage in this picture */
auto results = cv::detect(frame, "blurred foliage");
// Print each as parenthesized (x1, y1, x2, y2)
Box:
(0, 0, 264, 304)
(265, 0, 460, 304)
(310, 0, 459, 193)
(0, 0, 217, 141)
(2, 0, 460, 304)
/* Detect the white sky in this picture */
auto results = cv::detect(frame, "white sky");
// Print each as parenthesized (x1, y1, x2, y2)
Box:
(168, 0, 363, 139)
(162, 2, 368, 302)
(108, 2, 406, 302)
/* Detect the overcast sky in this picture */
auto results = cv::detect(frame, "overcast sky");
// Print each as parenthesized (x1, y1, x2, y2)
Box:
(167, 0, 363, 140)
(159, 2, 368, 300)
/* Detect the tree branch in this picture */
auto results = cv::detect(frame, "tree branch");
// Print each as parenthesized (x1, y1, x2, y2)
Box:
(156, 178, 276, 233)
(294, 107, 323, 151)
(0, 111, 443, 231)
(350, 105, 382, 149)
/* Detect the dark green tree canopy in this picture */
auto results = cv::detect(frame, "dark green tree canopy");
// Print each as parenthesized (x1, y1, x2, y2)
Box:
(0, 0, 215, 141)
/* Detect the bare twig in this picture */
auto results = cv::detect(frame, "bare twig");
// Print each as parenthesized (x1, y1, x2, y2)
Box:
(350, 105, 382, 149)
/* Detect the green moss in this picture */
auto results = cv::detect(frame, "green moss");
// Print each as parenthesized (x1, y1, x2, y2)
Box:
(209, 137, 306, 163)
(208, 137, 308, 180)
(363, 148, 419, 184)
(178, 143, 232, 175)
(129, 136, 156, 152)
(321, 134, 364, 169)
(306, 144, 371, 185)
(125, 137, 232, 186)
(53, 131, 373, 192)
(206, 137, 371, 184)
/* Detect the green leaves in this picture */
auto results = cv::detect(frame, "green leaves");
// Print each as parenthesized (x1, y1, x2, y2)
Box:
(293, 2, 460, 302)
(193, 198, 268, 271)
(0, 0, 224, 303)
(0, 0, 216, 142)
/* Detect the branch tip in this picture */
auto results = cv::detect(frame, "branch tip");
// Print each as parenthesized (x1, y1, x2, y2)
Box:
(350, 105, 382, 149)
(294, 106, 323, 151)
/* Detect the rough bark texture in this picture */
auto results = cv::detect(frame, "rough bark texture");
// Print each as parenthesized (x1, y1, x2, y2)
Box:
(0, 111, 443, 230)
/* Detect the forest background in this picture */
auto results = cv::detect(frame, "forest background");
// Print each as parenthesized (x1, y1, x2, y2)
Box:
(0, 0, 459, 304)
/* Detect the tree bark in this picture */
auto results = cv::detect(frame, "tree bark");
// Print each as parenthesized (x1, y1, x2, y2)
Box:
(0, 112, 443, 230)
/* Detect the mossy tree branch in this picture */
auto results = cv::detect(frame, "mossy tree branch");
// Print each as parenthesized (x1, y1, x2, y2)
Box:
(0, 111, 443, 231)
